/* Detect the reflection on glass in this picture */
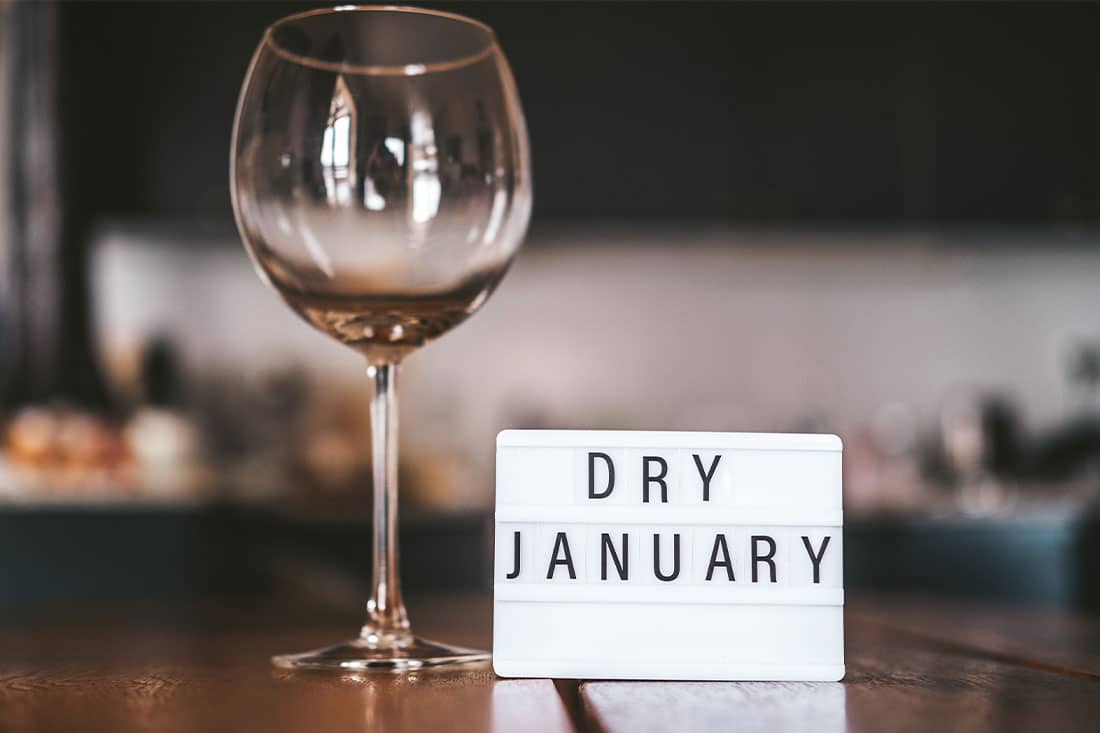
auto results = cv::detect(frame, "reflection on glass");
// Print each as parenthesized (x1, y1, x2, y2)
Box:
(321, 76, 356, 206)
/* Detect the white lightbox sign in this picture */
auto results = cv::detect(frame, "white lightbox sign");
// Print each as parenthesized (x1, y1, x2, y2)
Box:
(492, 430, 844, 681)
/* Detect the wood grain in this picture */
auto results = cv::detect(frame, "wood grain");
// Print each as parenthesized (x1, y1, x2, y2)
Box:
(582, 613, 1100, 733)
(0, 595, 574, 733)
(4, 594, 1100, 733)
(849, 595, 1100, 678)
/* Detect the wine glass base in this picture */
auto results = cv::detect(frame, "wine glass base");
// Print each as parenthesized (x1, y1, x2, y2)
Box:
(271, 636, 490, 672)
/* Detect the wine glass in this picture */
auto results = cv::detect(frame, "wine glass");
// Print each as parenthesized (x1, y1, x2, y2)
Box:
(230, 5, 531, 670)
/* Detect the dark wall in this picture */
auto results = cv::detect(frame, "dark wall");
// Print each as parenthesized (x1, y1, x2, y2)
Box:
(59, 1, 1100, 227)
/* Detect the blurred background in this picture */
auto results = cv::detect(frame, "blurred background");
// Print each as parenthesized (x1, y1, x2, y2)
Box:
(2, 0, 1099, 612)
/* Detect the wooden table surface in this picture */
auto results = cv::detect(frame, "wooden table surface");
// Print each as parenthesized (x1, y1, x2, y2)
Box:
(0, 594, 1097, 732)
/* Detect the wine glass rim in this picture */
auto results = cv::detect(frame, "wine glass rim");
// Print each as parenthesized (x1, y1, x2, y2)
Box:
(264, 5, 499, 76)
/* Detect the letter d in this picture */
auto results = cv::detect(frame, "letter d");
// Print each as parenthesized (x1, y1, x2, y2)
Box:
(588, 452, 615, 499)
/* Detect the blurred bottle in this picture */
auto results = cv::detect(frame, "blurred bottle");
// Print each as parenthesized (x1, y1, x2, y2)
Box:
(940, 393, 1003, 514)
(1069, 341, 1100, 414)
(1, 1, 107, 411)
(124, 337, 204, 498)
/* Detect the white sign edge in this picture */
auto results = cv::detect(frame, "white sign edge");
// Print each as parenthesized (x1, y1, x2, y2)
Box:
(496, 429, 843, 452)
(492, 659, 846, 682)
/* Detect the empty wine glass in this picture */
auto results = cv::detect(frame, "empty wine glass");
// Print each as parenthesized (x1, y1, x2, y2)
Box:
(231, 5, 531, 670)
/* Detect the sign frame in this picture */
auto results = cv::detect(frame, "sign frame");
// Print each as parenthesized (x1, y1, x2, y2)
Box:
(492, 429, 845, 681)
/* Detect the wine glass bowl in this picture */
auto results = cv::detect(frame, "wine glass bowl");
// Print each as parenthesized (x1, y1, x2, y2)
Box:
(233, 5, 531, 364)
(230, 6, 531, 670)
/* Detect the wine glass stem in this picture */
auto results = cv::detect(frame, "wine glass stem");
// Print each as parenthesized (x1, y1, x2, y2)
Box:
(362, 361, 411, 645)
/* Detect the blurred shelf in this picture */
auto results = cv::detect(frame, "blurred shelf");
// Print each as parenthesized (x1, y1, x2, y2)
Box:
(845, 510, 1100, 610)
(0, 501, 491, 608)
(1, 499, 1097, 611)
(0, 495, 214, 510)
